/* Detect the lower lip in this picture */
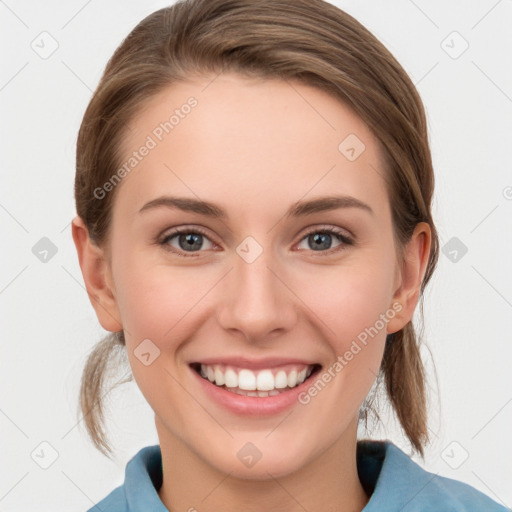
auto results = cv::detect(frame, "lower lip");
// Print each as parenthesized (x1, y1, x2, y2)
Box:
(190, 365, 318, 416)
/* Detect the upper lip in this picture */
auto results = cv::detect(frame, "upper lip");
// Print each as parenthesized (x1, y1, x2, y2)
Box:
(190, 356, 320, 370)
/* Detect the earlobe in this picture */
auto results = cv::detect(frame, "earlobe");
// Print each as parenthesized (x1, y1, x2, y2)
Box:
(386, 222, 432, 334)
(71, 215, 123, 332)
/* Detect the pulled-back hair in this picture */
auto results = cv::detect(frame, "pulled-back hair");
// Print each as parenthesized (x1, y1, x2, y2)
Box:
(75, 0, 439, 458)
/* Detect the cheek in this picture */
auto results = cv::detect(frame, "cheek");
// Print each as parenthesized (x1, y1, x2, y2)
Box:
(113, 249, 210, 341)
(112, 255, 203, 415)
(295, 264, 392, 421)
(294, 254, 396, 348)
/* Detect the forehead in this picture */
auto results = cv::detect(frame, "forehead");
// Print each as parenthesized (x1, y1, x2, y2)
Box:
(114, 73, 389, 222)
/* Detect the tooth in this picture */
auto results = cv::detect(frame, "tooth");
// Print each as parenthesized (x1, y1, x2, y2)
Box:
(256, 370, 275, 391)
(246, 391, 258, 397)
(238, 369, 256, 390)
(287, 369, 297, 388)
(274, 370, 288, 389)
(201, 364, 315, 391)
(214, 366, 225, 386)
(257, 390, 270, 397)
(269, 389, 280, 396)
(224, 368, 238, 388)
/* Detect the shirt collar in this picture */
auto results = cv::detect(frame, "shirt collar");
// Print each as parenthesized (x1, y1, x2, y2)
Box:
(121, 439, 495, 511)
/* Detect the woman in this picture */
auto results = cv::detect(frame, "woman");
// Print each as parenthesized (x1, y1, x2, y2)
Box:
(71, 0, 507, 510)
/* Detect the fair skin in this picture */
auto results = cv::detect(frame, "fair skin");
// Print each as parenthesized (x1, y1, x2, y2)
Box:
(72, 73, 431, 512)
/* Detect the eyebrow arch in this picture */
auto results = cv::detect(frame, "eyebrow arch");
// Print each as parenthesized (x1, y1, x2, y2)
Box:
(138, 194, 374, 218)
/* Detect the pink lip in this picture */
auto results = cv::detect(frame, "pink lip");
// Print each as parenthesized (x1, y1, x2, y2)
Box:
(190, 356, 318, 370)
(189, 363, 320, 416)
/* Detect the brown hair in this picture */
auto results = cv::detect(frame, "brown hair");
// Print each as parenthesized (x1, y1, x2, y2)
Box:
(75, 0, 439, 458)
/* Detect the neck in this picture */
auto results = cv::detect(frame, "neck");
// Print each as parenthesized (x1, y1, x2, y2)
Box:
(157, 417, 369, 512)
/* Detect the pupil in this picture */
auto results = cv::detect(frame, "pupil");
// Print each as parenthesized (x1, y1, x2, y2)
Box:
(311, 233, 330, 250)
(181, 233, 202, 250)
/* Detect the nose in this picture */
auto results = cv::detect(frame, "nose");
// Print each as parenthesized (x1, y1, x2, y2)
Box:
(217, 246, 298, 343)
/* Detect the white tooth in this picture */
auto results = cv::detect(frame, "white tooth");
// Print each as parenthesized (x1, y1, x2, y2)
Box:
(257, 390, 270, 397)
(224, 368, 238, 388)
(238, 369, 256, 390)
(269, 389, 280, 396)
(203, 364, 314, 391)
(287, 369, 298, 387)
(256, 370, 275, 391)
(274, 370, 288, 389)
(246, 391, 258, 397)
(214, 366, 224, 386)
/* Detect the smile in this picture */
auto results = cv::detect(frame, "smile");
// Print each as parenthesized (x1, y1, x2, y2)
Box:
(190, 362, 322, 398)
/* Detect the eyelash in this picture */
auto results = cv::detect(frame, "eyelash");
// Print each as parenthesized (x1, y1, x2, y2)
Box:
(158, 225, 354, 258)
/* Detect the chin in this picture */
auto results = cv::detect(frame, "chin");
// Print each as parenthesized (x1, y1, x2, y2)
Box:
(204, 436, 316, 481)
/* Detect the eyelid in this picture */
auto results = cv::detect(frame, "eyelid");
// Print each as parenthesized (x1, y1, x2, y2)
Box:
(297, 223, 354, 241)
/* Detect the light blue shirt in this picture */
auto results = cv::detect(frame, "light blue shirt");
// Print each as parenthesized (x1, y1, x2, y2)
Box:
(87, 440, 508, 511)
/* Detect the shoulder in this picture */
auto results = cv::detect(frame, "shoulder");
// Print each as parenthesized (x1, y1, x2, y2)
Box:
(87, 444, 165, 512)
(405, 467, 509, 511)
(359, 440, 508, 511)
(87, 485, 127, 512)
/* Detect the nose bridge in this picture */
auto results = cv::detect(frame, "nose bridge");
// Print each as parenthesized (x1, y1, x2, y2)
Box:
(217, 236, 296, 338)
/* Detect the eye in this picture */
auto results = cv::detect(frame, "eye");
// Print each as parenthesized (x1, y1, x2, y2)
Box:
(159, 227, 215, 257)
(296, 226, 354, 254)
(158, 225, 354, 258)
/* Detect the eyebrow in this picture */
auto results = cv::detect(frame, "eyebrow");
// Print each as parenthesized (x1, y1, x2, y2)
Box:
(138, 194, 374, 218)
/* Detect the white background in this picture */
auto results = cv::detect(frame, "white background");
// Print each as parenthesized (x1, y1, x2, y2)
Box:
(1, 0, 511, 510)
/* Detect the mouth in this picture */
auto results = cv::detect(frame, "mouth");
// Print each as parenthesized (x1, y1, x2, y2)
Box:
(189, 362, 322, 398)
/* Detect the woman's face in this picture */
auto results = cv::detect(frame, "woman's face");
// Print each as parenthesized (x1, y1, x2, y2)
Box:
(81, 72, 427, 478)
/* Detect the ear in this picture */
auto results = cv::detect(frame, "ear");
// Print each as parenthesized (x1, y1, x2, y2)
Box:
(71, 215, 123, 332)
(386, 222, 432, 334)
